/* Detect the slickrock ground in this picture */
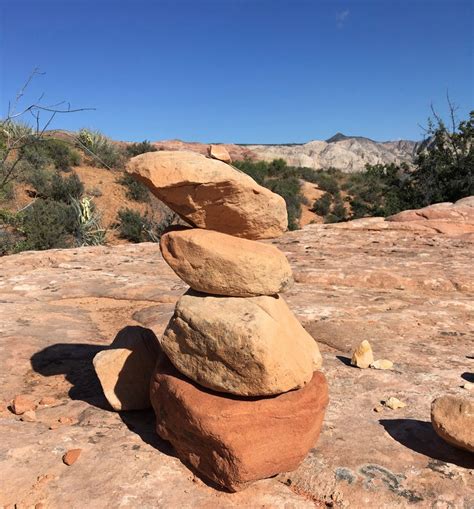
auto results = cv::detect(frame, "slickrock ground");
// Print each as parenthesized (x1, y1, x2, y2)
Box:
(1, 218, 473, 508)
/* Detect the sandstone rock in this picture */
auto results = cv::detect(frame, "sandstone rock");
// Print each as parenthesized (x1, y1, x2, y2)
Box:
(20, 410, 36, 422)
(370, 359, 394, 370)
(11, 395, 36, 415)
(38, 396, 60, 407)
(431, 395, 474, 453)
(62, 449, 82, 466)
(160, 228, 293, 296)
(126, 151, 288, 239)
(93, 326, 162, 411)
(384, 397, 406, 410)
(462, 381, 474, 391)
(161, 291, 322, 396)
(208, 144, 232, 163)
(351, 340, 374, 369)
(150, 359, 329, 492)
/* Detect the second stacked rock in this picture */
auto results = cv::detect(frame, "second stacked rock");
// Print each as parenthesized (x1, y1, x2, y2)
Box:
(127, 148, 328, 491)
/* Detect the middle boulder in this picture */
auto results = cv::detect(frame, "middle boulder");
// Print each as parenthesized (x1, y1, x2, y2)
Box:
(160, 228, 293, 297)
(160, 290, 322, 396)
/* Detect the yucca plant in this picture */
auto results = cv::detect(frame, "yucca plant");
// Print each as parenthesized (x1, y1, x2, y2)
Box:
(71, 196, 106, 246)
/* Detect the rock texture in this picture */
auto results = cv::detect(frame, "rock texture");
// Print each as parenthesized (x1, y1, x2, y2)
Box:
(431, 395, 474, 453)
(150, 359, 329, 492)
(160, 228, 293, 296)
(1, 212, 474, 507)
(161, 291, 322, 396)
(208, 144, 232, 163)
(126, 150, 288, 239)
(93, 326, 162, 410)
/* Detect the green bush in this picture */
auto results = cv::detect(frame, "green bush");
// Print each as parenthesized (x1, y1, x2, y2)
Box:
(312, 193, 332, 216)
(117, 208, 174, 243)
(117, 173, 150, 202)
(49, 173, 84, 203)
(19, 137, 80, 171)
(77, 128, 124, 169)
(20, 199, 78, 251)
(117, 209, 149, 243)
(125, 140, 157, 157)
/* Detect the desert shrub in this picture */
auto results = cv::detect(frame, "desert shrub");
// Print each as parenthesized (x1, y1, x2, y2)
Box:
(77, 128, 124, 169)
(19, 137, 80, 172)
(125, 140, 157, 157)
(48, 172, 84, 203)
(267, 176, 304, 230)
(117, 173, 150, 202)
(312, 193, 332, 216)
(117, 208, 175, 243)
(20, 199, 77, 250)
(117, 209, 148, 243)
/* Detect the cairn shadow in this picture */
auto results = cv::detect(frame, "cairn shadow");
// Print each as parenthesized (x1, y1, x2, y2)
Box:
(380, 419, 474, 469)
(30, 326, 176, 455)
(336, 355, 352, 367)
(461, 372, 474, 383)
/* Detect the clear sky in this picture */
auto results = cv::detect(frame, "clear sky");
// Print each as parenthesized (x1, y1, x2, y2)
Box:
(0, 0, 472, 143)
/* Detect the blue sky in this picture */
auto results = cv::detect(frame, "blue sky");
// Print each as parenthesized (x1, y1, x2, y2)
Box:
(1, 0, 472, 143)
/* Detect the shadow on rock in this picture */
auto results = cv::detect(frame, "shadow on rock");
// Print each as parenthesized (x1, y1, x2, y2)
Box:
(461, 372, 474, 383)
(336, 355, 352, 367)
(380, 419, 474, 469)
(30, 342, 110, 409)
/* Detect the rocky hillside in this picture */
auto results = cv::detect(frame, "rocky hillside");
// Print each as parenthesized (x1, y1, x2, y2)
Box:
(1, 205, 473, 507)
(153, 134, 419, 172)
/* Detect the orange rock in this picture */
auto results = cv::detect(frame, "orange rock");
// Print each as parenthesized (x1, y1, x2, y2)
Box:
(160, 228, 293, 296)
(150, 359, 329, 492)
(208, 144, 232, 163)
(11, 395, 36, 415)
(431, 395, 474, 453)
(126, 151, 288, 239)
(62, 448, 82, 466)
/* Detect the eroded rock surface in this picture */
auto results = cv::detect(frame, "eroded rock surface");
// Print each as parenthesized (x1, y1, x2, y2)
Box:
(1, 217, 473, 507)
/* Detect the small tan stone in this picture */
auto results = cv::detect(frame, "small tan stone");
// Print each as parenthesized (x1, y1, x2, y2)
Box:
(384, 397, 406, 410)
(20, 410, 36, 422)
(62, 448, 82, 466)
(161, 291, 322, 396)
(208, 144, 232, 163)
(160, 228, 293, 296)
(351, 340, 374, 369)
(373, 406, 383, 413)
(11, 395, 36, 415)
(370, 359, 394, 370)
(431, 395, 474, 453)
(462, 381, 474, 391)
(38, 396, 60, 407)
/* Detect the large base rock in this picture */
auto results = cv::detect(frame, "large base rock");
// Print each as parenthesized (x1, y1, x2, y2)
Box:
(93, 326, 162, 410)
(161, 291, 322, 396)
(126, 150, 288, 239)
(160, 228, 293, 296)
(431, 395, 474, 453)
(150, 359, 329, 492)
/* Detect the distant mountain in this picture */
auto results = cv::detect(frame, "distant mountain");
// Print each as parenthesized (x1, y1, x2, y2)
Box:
(245, 135, 420, 173)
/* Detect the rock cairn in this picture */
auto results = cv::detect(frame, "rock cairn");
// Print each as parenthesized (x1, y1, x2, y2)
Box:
(120, 149, 328, 491)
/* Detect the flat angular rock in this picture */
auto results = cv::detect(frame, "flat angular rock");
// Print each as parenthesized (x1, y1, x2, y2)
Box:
(161, 291, 322, 396)
(93, 326, 162, 411)
(431, 395, 474, 453)
(208, 144, 232, 163)
(150, 359, 329, 492)
(126, 151, 288, 239)
(160, 228, 293, 296)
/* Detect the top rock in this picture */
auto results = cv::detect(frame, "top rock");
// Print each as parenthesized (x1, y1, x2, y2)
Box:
(208, 144, 232, 163)
(126, 151, 288, 239)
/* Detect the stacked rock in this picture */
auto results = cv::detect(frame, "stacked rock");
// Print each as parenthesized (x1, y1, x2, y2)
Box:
(126, 147, 329, 491)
